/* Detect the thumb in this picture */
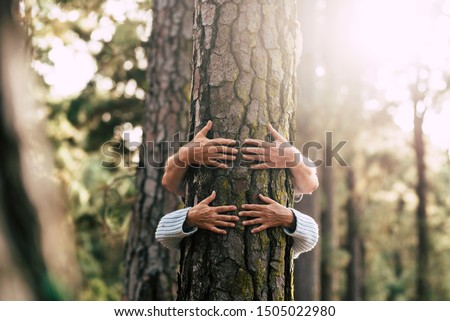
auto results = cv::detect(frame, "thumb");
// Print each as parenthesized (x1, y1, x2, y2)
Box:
(268, 123, 287, 142)
(200, 190, 216, 205)
(197, 120, 213, 137)
(259, 193, 275, 204)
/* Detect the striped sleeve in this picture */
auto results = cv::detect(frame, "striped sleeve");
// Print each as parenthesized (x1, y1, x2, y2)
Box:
(155, 207, 197, 250)
(283, 208, 319, 259)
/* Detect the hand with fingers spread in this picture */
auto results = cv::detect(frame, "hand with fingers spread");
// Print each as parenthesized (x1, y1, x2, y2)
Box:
(239, 194, 296, 234)
(181, 120, 238, 169)
(242, 123, 298, 169)
(156, 191, 319, 258)
(241, 123, 319, 196)
(184, 191, 239, 235)
(162, 120, 238, 195)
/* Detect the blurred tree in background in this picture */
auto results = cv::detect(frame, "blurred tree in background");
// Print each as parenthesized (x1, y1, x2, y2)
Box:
(26, 0, 152, 300)
(10, 0, 450, 300)
(123, 0, 192, 301)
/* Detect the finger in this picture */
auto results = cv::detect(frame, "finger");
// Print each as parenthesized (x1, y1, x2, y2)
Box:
(213, 205, 238, 213)
(243, 139, 272, 148)
(242, 154, 267, 162)
(204, 160, 229, 169)
(252, 224, 269, 234)
(198, 120, 213, 136)
(216, 214, 240, 222)
(208, 226, 227, 235)
(242, 218, 262, 226)
(238, 210, 263, 217)
(241, 147, 266, 155)
(199, 190, 216, 204)
(214, 221, 236, 228)
(250, 163, 271, 170)
(206, 145, 238, 154)
(213, 154, 236, 161)
(259, 193, 276, 204)
(206, 138, 237, 147)
(268, 123, 287, 142)
(241, 204, 267, 211)
(210, 153, 237, 161)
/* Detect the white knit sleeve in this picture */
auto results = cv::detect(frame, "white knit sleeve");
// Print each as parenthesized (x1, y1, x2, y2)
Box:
(283, 208, 319, 259)
(155, 207, 198, 250)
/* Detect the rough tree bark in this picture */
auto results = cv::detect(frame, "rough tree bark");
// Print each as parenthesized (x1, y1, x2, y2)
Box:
(178, 0, 298, 300)
(123, 0, 193, 300)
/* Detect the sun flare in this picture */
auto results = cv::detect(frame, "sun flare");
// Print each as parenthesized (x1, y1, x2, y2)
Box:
(347, 0, 450, 151)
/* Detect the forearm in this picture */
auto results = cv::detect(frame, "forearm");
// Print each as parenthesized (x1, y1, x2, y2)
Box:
(162, 147, 190, 196)
(289, 149, 319, 196)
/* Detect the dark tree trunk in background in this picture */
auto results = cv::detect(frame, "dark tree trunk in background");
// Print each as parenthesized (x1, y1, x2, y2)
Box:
(345, 168, 363, 300)
(320, 156, 337, 301)
(0, 0, 59, 300)
(412, 93, 428, 300)
(178, 0, 297, 300)
(123, 0, 193, 301)
(295, 194, 321, 300)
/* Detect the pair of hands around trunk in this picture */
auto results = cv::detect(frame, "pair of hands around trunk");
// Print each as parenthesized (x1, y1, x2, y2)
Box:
(181, 121, 297, 234)
(178, 120, 300, 169)
(184, 191, 295, 235)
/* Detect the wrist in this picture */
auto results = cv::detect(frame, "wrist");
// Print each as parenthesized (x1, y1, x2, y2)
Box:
(283, 145, 301, 166)
(177, 146, 190, 166)
(282, 208, 296, 230)
(183, 210, 195, 229)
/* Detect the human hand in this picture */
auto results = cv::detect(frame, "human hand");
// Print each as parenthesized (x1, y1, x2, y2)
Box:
(238, 194, 295, 233)
(179, 120, 238, 169)
(241, 123, 301, 169)
(184, 191, 239, 235)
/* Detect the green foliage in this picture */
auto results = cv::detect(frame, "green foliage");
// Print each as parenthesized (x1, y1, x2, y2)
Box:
(29, 0, 151, 300)
(25, 0, 450, 301)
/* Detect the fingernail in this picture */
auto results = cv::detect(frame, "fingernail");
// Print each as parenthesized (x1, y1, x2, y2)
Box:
(238, 212, 242, 216)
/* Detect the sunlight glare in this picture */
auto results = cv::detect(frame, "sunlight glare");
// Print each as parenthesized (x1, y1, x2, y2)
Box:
(34, 39, 97, 99)
(351, 0, 433, 65)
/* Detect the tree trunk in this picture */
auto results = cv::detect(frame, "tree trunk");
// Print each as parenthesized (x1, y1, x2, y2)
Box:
(294, 194, 321, 300)
(178, 0, 297, 300)
(123, 0, 193, 301)
(345, 168, 363, 300)
(413, 99, 428, 300)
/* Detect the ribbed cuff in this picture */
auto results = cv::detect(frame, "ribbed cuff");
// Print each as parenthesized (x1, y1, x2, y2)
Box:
(283, 207, 319, 258)
(155, 207, 197, 249)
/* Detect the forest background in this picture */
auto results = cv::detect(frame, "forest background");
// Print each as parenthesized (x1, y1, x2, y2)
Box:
(1, 0, 449, 301)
